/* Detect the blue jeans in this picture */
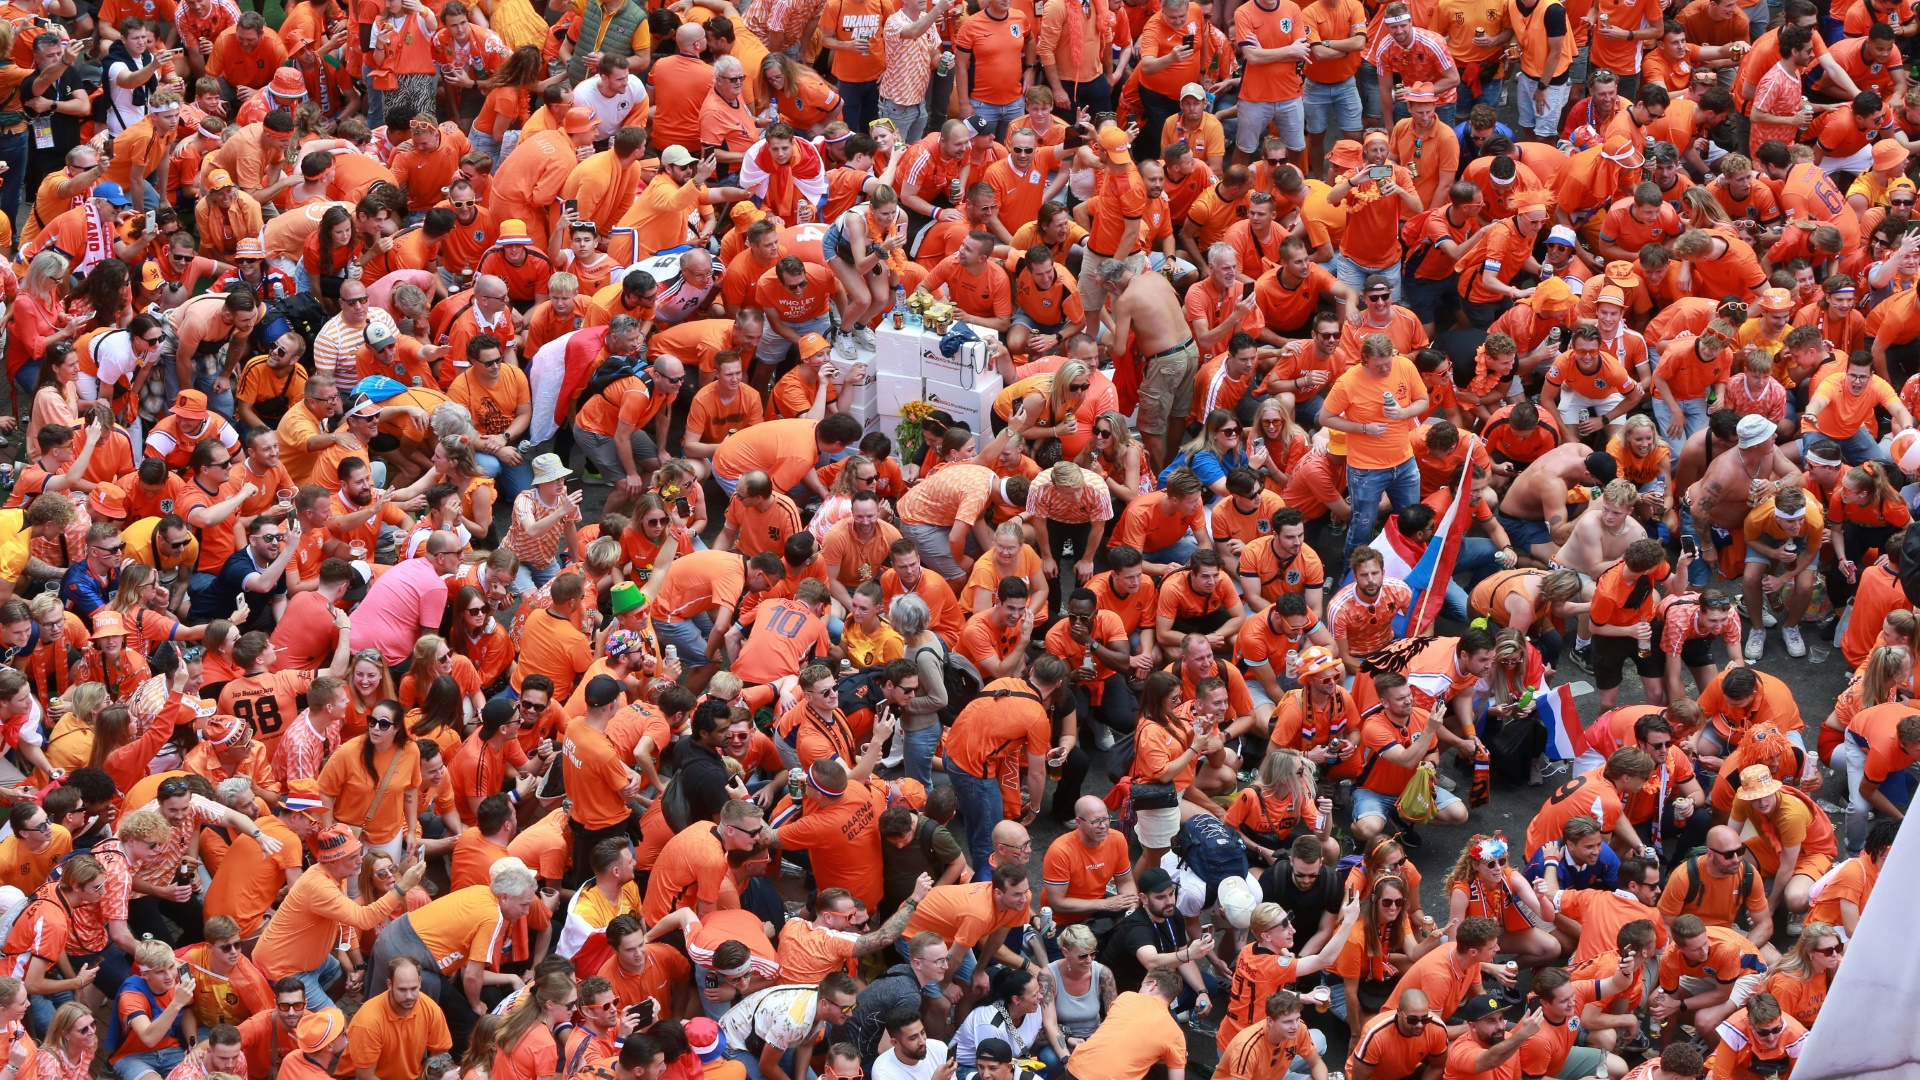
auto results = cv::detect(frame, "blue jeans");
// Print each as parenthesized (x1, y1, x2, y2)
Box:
(1335, 253, 1402, 304)
(1653, 396, 1708, 457)
(28, 947, 108, 1037)
(475, 451, 535, 508)
(1804, 427, 1889, 466)
(967, 98, 1024, 141)
(904, 725, 940, 786)
(513, 560, 561, 594)
(945, 755, 1002, 871)
(1143, 536, 1199, 567)
(1443, 537, 1505, 622)
(113, 1045, 184, 1080)
(840, 78, 880, 135)
(653, 612, 715, 666)
(0, 130, 29, 229)
(295, 954, 345, 1010)
(1303, 77, 1362, 134)
(1345, 458, 1421, 564)
(192, 370, 236, 421)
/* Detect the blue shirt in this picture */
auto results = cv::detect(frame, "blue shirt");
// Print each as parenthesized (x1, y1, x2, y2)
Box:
(1524, 839, 1620, 892)
(60, 561, 116, 625)
(1455, 119, 1516, 159)
(1159, 448, 1250, 502)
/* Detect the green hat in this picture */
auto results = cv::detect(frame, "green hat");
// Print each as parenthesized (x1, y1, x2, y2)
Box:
(610, 582, 646, 615)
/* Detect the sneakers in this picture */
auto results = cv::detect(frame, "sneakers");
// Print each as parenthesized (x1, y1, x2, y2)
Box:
(1783, 625, 1808, 658)
(1738, 599, 1779, 628)
(1092, 723, 1114, 751)
(1567, 644, 1593, 672)
(852, 325, 877, 351)
(833, 331, 859, 362)
(1745, 628, 1767, 662)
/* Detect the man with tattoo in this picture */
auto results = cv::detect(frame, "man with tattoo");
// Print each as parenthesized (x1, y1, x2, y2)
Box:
(1496, 446, 1621, 568)
(1554, 480, 1647, 672)
(1683, 414, 1803, 593)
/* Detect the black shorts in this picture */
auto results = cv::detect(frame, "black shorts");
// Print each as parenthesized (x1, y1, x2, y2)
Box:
(1592, 633, 1662, 691)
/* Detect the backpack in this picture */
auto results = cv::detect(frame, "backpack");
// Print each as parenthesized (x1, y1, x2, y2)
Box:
(836, 665, 888, 718)
(582, 350, 653, 403)
(1681, 848, 1755, 912)
(921, 647, 984, 726)
(254, 293, 329, 375)
(92, 42, 150, 130)
(1176, 813, 1250, 906)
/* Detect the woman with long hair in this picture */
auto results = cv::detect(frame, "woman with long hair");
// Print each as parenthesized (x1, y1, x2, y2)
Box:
(43, 681, 107, 778)
(1761, 921, 1843, 1029)
(34, 1002, 94, 1080)
(490, 973, 577, 1080)
(88, 702, 179, 793)
(1831, 462, 1910, 609)
(1484, 629, 1551, 760)
(1223, 748, 1334, 866)
(964, 522, 1047, 618)
(447, 585, 516, 696)
(344, 649, 398, 743)
(407, 674, 471, 759)
(822, 186, 906, 352)
(347, 844, 435, 958)
(1162, 408, 1247, 501)
(110, 563, 207, 658)
(0, 977, 33, 1080)
(318, 697, 420, 860)
(1130, 670, 1213, 876)
(8, 249, 72, 391)
(1075, 409, 1148, 504)
(1442, 834, 1558, 967)
(432, 434, 498, 542)
(1000, 359, 1092, 445)
(460, 1015, 505, 1080)
(80, 257, 132, 335)
(1344, 835, 1430, 929)
(1326, 873, 1441, 1027)
(27, 339, 80, 451)
(302, 205, 360, 306)
(761, 52, 842, 134)
(651, 459, 708, 542)
(808, 455, 873, 539)
(954, 967, 1050, 1072)
(401, 635, 487, 720)
(1247, 397, 1309, 497)
(1830, 644, 1913, 850)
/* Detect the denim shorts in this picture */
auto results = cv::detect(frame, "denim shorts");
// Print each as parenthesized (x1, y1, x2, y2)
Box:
(1237, 97, 1306, 152)
(1352, 781, 1461, 823)
(1303, 78, 1362, 135)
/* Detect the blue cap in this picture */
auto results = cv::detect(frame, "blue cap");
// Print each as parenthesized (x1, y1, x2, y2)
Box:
(94, 182, 131, 208)
(352, 374, 407, 403)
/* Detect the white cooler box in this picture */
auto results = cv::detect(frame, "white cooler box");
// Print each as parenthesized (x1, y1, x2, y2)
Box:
(844, 397, 890, 437)
(924, 370, 1003, 435)
(877, 370, 923, 414)
(874, 323, 931, 377)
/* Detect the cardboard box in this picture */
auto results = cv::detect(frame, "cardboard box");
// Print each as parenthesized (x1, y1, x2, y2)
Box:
(874, 324, 928, 378)
(877, 370, 924, 414)
(923, 370, 1003, 434)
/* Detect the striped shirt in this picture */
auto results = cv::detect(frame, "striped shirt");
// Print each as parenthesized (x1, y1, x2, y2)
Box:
(312, 310, 397, 388)
(271, 711, 340, 791)
(505, 488, 581, 570)
(1367, 28, 1459, 104)
(129, 793, 227, 888)
(1327, 578, 1413, 658)
(1024, 472, 1113, 526)
(48, 838, 131, 953)
(879, 7, 940, 106)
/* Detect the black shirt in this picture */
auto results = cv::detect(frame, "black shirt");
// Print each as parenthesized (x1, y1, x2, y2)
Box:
(673, 736, 733, 823)
(1261, 862, 1343, 938)
(1101, 905, 1189, 993)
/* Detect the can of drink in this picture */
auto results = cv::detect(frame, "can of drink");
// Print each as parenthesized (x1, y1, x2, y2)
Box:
(788, 768, 805, 799)
(1285, 649, 1299, 678)
(892, 310, 904, 329)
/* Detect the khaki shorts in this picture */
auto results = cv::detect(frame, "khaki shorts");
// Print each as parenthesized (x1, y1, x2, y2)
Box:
(1135, 806, 1182, 848)
(1676, 972, 1765, 1010)
(1135, 340, 1200, 436)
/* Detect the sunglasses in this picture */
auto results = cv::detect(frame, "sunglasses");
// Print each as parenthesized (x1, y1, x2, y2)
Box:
(368, 717, 397, 730)
(1812, 943, 1844, 956)
(1068, 381, 1090, 392)
(1315, 330, 1341, 340)
(1377, 896, 1404, 907)
(466, 605, 487, 615)
(1094, 426, 1113, 438)
(1709, 847, 1744, 858)
(214, 941, 243, 953)
(342, 296, 369, 306)
(1754, 1024, 1786, 1038)
(450, 199, 479, 208)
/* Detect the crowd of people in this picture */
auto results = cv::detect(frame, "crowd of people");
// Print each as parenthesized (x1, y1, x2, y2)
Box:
(0, 0, 1909, 1075)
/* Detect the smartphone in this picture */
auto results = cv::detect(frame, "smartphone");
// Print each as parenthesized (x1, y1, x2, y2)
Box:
(1182, 32, 1195, 47)
(144, 209, 157, 234)
(627, 1000, 656, 1028)
(675, 496, 691, 518)
(564, 198, 578, 217)
(1681, 535, 1700, 558)
(1367, 164, 1394, 182)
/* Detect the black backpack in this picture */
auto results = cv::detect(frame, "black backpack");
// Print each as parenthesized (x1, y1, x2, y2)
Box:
(917, 645, 984, 726)
(1680, 848, 1755, 912)
(254, 293, 329, 374)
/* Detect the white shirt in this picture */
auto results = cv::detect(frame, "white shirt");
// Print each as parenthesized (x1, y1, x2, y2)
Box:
(91, 328, 139, 397)
(104, 53, 156, 134)
(573, 74, 649, 141)
(872, 1040, 950, 1080)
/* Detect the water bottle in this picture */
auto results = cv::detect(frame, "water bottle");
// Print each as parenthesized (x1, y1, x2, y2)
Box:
(1060, 540, 1076, 597)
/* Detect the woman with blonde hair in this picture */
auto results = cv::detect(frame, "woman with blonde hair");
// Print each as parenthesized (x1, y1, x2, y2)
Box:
(401, 635, 486, 719)
(1828, 643, 1913, 850)
(1223, 748, 1334, 865)
(761, 53, 843, 135)
(8, 249, 72, 393)
(999, 360, 1092, 449)
(808, 454, 875, 538)
(1248, 397, 1309, 497)
(109, 563, 207, 658)
(1442, 834, 1558, 967)
(1760, 921, 1843, 1029)
(1045, 922, 1113, 1054)
(490, 973, 577, 1080)
(1682, 185, 1734, 229)
(823, 186, 907, 348)
(1075, 409, 1148, 504)
(43, 681, 108, 778)
(432, 434, 497, 543)
(34, 1002, 95, 1080)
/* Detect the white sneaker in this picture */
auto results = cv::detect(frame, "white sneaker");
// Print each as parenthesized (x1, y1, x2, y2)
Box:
(1783, 625, 1808, 658)
(1093, 723, 1114, 750)
(1737, 599, 1778, 628)
(853, 325, 877, 351)
(1745, 628, 1767, 662)
(834, 332, 859, 362)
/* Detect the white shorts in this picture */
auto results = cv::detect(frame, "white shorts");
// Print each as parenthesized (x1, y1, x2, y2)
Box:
(1556, 390, 1625, 429)
(1136, 806, 1182, 848)
(1818, 146, 1875, 175)
(1677, 972, 1765, 1010)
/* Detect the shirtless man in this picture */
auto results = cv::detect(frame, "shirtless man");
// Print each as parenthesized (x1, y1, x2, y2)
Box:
(1496, 446, 1620, 567)
(1556, 479, 1646, 671)
(1104, 255, 1200, 474)
(167, 286, 265, 418)
(1685, 414, 1803, 584)
(1672, 411, 1742, 586)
